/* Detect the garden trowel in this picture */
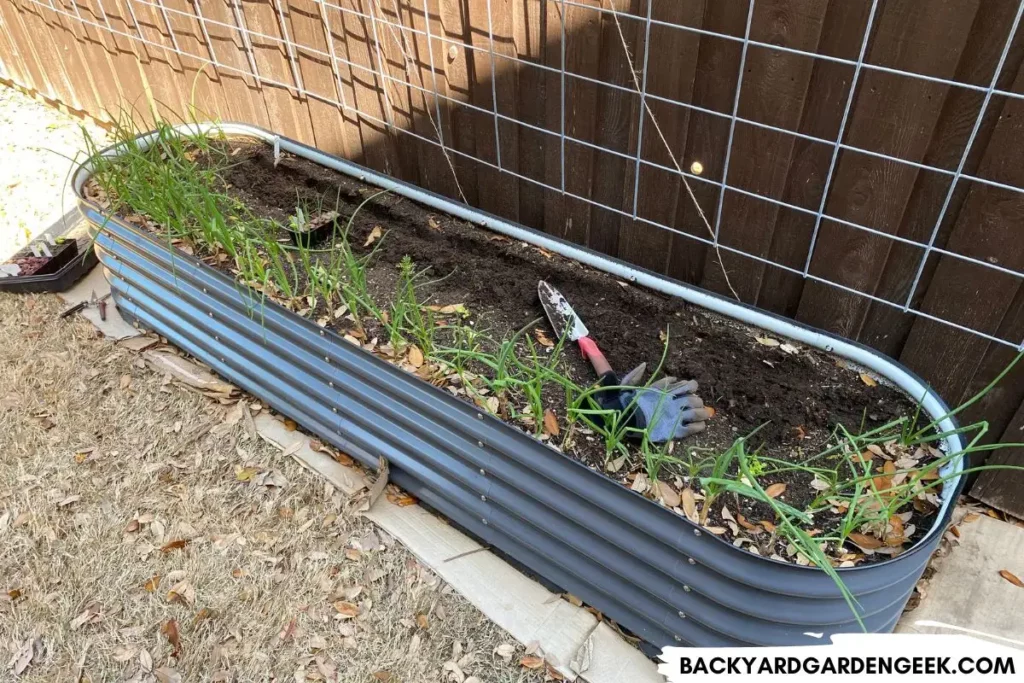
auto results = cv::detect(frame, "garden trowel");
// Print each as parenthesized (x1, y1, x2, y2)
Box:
(537, 280, 711, 442)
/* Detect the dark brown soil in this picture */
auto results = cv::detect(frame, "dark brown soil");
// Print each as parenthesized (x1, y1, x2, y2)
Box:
(96, 137, 941, 565)
(220, 141, 915, 458)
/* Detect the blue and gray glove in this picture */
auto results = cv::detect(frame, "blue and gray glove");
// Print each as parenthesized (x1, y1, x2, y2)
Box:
(596, 363, 711, 443)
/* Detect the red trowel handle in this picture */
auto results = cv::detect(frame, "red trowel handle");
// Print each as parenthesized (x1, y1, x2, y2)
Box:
(577, 336, 614, 378)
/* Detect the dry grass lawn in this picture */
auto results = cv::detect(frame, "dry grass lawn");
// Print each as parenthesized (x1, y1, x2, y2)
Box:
(0, 292, 545, 683)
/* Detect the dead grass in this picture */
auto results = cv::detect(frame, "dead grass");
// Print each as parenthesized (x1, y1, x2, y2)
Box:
(0, 292, 544, 683)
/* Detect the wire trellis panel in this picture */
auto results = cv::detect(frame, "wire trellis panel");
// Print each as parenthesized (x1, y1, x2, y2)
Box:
(4, 0, 1024, 410)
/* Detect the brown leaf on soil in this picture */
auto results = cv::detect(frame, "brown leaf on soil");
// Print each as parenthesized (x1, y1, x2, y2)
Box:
(283, 418, 298, 431)
(161, 619, 181, 657)
(520, 655, 545, 670)
(126, 519, 140, 533)
(534, 329, 555, 348)
(657, 481, 681, 508)
(333, 601, 361, 617)
(144, 575, 161, 592)
(416, 613, 429, 630)
(847, 533, 883, 550)
(760, 520, 776, 533)
(765, 483, 786, 498)
(407, 345, 424, 368)
(160, 538, 191, 553)
(8, 589, 22, 600)
(192, 607, 215, 625)
(737, 514, 761, 532)
(681, 488, 698, 522)
(386, 492, 418, 507)
(364, 225, 383, 247)
(372, 672, 394, 682)
(999, 570, 1024, 588)
(543, 410, 560, 437)
(167, 580, 195, 605)
(964, 513, 981, 523)
(873, 461, 896, 493)
(860, 373, 878, 387)
(885, 515, 905, 547)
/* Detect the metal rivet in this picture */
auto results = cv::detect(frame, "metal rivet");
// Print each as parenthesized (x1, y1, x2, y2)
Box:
(476, 413, 484, 420)
(220, 357, 225, 363)
(203, 287, 207, 293)
(678, 611, 686, 619)
(477, 440, 484, 448)
(329, 381, 334, 388)
(481, 518, 488, 526)
(208, 312, 213, 317)
(333, 407, 338, 413)
(479, 468, 486, 476)
(683, 585, 691, 593)
(688, 558, 696, 565)
(319, 330, 325, 336)
(359, 174, 365, 181)
(480, 495, 486, 502)
(215, 335, 219, 341)
(325, 356, 330, 363)
(674, 635, 682, 642)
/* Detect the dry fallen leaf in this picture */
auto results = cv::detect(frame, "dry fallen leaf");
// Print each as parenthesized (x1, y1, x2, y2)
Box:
(334, 601, 361, 618)
(765, 483, 786, 498)
(494, 643, 516, 661)
(657, 481, 681, 508)
(160, 539, 191, 553)
(681, 488, 698, 522)
(408, 345, 424, 368)
(999, 569, 1024, 588)
(760, 520, 776, 533)
(860, 373, 878, 387)
(543, 409, 560, 437)
(847, 533, 883, 550)
(167, 580, 196, 605)
(161, 619, 181, 657)
(364, 225, 383, 247)
(755, 336, 780, 347)
(520, 655, 545, 670)
(416, 613, 429, 630)
(192, 607, 215, 624)
(144, 575, 161, 592)
(283, 418, 298, 431)
(534, 329, 555, 348)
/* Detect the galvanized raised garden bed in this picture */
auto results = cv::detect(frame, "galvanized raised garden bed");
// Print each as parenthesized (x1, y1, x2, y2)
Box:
(72, 123, 966, 649)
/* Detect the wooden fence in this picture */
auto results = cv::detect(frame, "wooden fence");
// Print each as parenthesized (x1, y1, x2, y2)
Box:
(2, 0, 1023, 514)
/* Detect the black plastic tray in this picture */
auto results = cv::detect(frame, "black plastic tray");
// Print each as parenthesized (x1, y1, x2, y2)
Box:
(0, 238, 96, 294)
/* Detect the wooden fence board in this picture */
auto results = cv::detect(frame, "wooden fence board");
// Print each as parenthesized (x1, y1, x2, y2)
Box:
(973, 402, 1024, 514)
(663, 1, 746, 286)
(854, 0, 1024, 359)
(795, 0, 982, 339)
(617, 1, 705, 273)
(700, 0, 828, 301)
(510, 0, 546, 230)
(286, 0, 354, 158)
(238, 0, 316, 143)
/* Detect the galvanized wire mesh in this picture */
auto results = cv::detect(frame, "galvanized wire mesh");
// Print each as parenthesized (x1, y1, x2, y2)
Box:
(20, 0, 1024, 351)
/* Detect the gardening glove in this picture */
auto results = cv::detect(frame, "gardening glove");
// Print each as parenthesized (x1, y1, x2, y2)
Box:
(596, 363, 711, 443)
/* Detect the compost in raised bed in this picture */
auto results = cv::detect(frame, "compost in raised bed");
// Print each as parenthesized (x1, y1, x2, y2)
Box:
(83, 129, 953, 571)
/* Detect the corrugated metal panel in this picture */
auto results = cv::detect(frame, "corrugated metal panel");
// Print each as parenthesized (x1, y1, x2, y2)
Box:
(76, 131, 966, 649)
